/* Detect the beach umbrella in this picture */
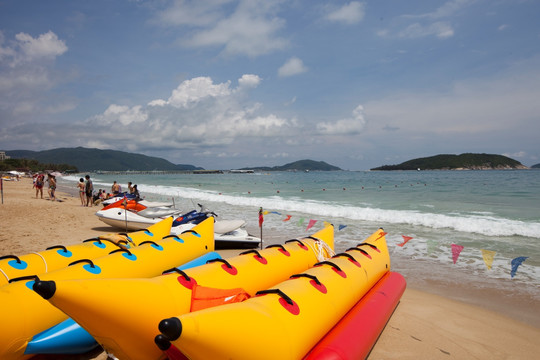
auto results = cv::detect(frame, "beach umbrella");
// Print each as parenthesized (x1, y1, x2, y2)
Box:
(49, 171, 63, 177)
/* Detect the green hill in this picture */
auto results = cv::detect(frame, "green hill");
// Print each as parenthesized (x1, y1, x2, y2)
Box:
(242, 159, 341, 171)
(371, 153, 528, 171)
(5, 147, 202, 172)
(532, 163, 540, 169)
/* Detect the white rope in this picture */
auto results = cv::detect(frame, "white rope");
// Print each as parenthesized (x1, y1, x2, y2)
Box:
(303, 236, 335, 262)
(0, 268, 9, 283)
(31, 251, 48, 273)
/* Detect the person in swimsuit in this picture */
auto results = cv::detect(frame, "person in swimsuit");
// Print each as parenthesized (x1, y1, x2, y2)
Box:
(34, 174, 44, 199)
(84, 175, 94, 207)
(47, 174, 56, 201)
(111, 181, 120, 195)
(77, 178, 85, 206)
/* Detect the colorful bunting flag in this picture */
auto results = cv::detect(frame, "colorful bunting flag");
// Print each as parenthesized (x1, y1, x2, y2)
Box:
(481, 249, 496, 270)
(510, 256, 528, 278)
(397, 235, 413, 247)
(283, 215, 291, 222)
(297, 217, 305, 226)
(338, 224, 347, 231)
(269, 211, 281, 215)
(451, 244, 464, 264)
(306, 219, 317, 231)
(323, 221, 331, 227)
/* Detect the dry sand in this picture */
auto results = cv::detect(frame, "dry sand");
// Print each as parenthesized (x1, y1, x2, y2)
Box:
(1, 177, 539, 360)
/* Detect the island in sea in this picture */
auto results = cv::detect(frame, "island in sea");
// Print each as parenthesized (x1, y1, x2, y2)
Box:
(1, 148, 342, 173)
(370, 153, 529, 171)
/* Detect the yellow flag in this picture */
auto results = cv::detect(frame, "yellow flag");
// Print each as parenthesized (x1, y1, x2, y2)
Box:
(481, 249, 496, 270)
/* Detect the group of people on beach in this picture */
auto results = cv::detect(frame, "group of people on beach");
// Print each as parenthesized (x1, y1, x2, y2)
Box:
(76, 175, 95, 207)
(32, 173, 57, 201)
(76, 177, 140, 207)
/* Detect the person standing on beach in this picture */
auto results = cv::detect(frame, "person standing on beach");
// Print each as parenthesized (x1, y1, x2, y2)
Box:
(47, 174, 56, 201)
(84, 175, 93, 207)
(111, 181, 120, 195)
(77, 178, 85, 206)
(128, 181, 134, 194)
(34, 174, 44, 199)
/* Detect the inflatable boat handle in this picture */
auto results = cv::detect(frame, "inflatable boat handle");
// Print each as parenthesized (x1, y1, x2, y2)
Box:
(255, 288, 294, 306)
(290, 273, 322, 286)
(45, 245, 68, 253)
(68, 259, 96, 268)
(0, 254, 22, 263)
(8, 274, 39, 283)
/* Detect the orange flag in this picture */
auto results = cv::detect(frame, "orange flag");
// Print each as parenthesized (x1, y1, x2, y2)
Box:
(397, 235, 413, 247)
(283, 215, 292, 222)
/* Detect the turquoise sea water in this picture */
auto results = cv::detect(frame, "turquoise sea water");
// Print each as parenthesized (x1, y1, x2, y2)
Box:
(61, 169, 540, 321)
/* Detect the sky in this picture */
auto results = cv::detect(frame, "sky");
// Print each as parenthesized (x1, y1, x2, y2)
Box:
(1, 0, 539, 170)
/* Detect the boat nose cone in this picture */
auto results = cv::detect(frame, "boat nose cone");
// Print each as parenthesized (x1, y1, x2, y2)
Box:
(33, 280, 57, 300)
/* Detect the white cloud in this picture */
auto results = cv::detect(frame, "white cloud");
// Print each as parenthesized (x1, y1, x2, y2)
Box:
(0, 31, 69, 120)
(237, 74, 262, 89)
(326, 1, 365, 25)
(154, 0, 288, 57)
(278, 57, 307, 77)
(398, 21, 454, 39)
(84, 75, 295, 152)
(364, 57, 540, 137)
(316, 105, 366, 135)
(149, 77, 232, 108)
(93, 104, 148, 126)
(404, 0, 476, 20)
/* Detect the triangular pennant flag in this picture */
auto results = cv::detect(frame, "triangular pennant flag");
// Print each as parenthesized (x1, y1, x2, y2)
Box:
(397, 235, 413, 247)
(283, 215, 292, 222)
(297, 217, 305, 226)
(323, 221, 331, 227)
(306, 219, 317, 231)
(263, 210, 270, 215)
(270, 211, 281, 215)
(426, 239, 437, 254)
(480, 249, 496, 270)
(510, 256, 528, 278)
(451, 244, 464, 264)
(338, 224, 347, 231)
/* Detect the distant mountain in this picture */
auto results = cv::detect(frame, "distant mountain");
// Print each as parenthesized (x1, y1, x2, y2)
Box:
(5, 147, 203, 172)
(241, 159, 342, 171)
(371, 153, 529, 171)
(532, 163, 540, 169)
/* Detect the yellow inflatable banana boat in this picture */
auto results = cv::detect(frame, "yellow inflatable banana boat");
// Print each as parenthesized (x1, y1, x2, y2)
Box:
(0, 217, 173, 286)
(156, 229, 389, 360)
(33, 225, 335, 360)
(0, 217, 214, 360)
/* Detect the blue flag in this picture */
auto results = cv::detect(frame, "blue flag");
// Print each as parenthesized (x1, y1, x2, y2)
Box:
(510, 256, 528, 278)
(338, 224, 347, 231)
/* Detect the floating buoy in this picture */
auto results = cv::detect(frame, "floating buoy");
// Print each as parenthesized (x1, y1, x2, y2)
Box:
(322, 188, 326, 191)
(343, 188, 346, 190)
(277, 190, 280, 193)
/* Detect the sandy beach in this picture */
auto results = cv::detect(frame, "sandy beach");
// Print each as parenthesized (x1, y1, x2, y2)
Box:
(1, 177, 539, 360)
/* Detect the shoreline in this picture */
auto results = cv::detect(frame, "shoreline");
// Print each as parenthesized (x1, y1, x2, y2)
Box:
(1, 178, 539, 359)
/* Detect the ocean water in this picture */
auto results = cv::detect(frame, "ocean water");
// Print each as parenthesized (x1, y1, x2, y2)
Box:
(61, 170, 540, 318)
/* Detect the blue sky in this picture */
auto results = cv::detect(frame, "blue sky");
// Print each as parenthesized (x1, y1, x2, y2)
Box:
(1, 0, 539, 170)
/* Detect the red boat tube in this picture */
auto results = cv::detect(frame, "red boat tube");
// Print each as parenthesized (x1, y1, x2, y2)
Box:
(304, 271, 406, 360)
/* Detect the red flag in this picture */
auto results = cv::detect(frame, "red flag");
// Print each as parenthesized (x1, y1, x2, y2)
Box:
(283, 215, 292, 222)
(451, 244, 464, 264)
(258, 207, 264, 228)
(397, 235, 413, 247)
(306, 219, 317, 231)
